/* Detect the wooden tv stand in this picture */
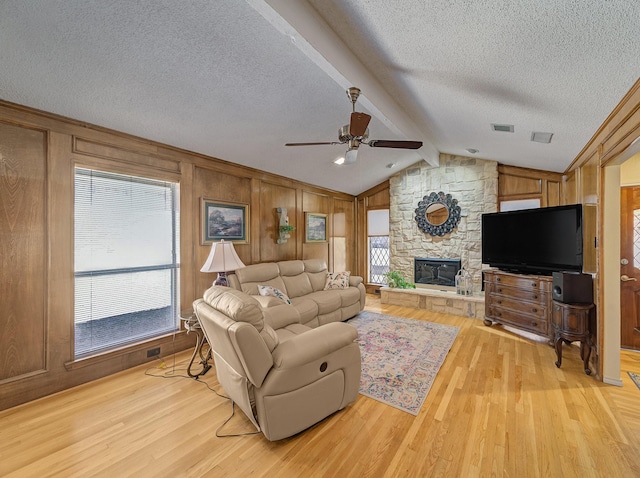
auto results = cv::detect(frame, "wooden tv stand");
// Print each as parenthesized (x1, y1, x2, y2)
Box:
(483, 270, 553, 341)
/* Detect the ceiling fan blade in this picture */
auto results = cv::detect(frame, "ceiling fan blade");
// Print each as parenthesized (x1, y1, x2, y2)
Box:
(349, 112, 371, 137)
(285, 142, 339, 146)
(367, 140, 423, 149)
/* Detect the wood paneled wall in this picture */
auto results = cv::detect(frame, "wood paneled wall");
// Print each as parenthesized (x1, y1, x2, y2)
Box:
(563, 78, 640, 380)
(0, 123, 47, 382)
(0, 100, 356, 410)
(497, 164, 564, 208)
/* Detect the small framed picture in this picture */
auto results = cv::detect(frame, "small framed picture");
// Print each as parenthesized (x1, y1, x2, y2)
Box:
(305, 212, 327, 242)
(201, 198, 249, 245)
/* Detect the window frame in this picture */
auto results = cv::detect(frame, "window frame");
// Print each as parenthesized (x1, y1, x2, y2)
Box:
(71, 164, 181, 360)
(367, 208, 390, 285)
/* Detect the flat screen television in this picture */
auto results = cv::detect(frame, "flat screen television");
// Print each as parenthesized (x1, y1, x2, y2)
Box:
(482, 204, 583, 275)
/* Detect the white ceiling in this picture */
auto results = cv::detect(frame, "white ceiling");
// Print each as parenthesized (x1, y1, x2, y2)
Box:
(1, 1, 638, 195)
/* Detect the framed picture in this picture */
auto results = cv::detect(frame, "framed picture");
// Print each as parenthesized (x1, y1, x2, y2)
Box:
(305, 212, 327, 242)
(201, 198, 249, 244)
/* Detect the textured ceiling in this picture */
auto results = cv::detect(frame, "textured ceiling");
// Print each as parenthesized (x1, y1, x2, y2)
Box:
(1, 0, 639, 195)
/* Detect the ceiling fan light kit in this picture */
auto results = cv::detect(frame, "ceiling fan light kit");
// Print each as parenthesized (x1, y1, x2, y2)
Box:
(345, 149, 358, 164)
(285, 87, 423, 164)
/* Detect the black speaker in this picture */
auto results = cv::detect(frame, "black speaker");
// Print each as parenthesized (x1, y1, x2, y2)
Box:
(552, 271, 593, 304)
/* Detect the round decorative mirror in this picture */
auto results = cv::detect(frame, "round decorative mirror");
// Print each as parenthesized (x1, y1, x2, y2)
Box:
(415, 191, 461, 236)
(425, 202, 449, 226)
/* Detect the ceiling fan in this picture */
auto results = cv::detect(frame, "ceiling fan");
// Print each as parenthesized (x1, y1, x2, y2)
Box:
(285, 87, 423, 164)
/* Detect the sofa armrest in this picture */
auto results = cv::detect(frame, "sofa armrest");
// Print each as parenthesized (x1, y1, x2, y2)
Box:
(271, 322, 358, 369)
(349, 275, 363, 287)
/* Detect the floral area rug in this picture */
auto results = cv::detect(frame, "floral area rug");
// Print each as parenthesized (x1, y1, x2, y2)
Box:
(347, 311, 459, 415)
(628, 371, 640, 390)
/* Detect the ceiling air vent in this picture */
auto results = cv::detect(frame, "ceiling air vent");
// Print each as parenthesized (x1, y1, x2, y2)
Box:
(531, 132, 553, 143)
(491, 123, 514, 132)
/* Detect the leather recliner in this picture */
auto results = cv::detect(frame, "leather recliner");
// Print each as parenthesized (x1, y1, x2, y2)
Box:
(193, 286, 361, 441)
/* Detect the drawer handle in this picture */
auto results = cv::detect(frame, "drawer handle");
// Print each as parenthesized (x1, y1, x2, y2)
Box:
(496, 311, 502, 317)
(532, 294, 538, 299)
(497, 300, 502, 305)
(531, 282, 537, 287)
(532, 321, 537, 327)
(496, 277, 501, 282)
(532, 308, 538, 313)
(497, 288, 502, 293)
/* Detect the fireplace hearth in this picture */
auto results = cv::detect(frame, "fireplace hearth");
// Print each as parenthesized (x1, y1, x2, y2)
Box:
(414, 258, 462, 289)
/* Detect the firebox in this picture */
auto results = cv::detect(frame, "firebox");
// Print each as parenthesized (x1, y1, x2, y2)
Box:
(414, 257, 462, 289)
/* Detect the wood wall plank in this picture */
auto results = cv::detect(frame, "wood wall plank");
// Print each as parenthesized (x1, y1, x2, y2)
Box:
(258, 181, 298, 263)
(301, 191, 330, 265)
(332, 198, 355, 273)
(497, 164, 564, 208)
(0, 122, 47, 382)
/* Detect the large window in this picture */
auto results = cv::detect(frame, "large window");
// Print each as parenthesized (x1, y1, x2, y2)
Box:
(74, 168, 180, 357)
(368, 209, 390, 284)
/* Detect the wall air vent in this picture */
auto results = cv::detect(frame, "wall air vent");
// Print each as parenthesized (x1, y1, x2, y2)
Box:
(491, 123, 514, 132)
(531, 132, 553, 143)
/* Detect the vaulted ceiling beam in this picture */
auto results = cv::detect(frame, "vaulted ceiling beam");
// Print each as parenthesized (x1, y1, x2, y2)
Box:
(247, 0, 439, 167)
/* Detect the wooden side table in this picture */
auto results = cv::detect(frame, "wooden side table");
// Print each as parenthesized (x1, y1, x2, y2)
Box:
(180, 310, 212, 378)
(551, 301, 595, 375)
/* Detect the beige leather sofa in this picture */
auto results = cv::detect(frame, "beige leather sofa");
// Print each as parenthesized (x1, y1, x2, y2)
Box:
(227, 259, 366, 327)
(194, 286, 361, 441)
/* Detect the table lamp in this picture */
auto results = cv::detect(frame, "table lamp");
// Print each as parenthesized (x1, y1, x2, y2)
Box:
(200, 239, 246, 286)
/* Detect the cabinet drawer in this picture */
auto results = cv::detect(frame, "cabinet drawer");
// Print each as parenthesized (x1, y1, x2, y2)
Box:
(485, 271, 551, 292)
(488, 295, 546, 317)
(488, 284, 546, 303)
(487, 307, 547, 335)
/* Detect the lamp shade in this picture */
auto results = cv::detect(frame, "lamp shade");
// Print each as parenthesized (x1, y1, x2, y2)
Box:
(200, 239, 245, 273)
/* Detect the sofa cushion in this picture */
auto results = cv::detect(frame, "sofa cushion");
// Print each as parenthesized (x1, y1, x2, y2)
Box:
(324, 271, 350, 290)
(306, 291, 342, 314)
(282, 273, 314, 298)
(258, 285, 292, 305)
(234, 263, 288, 296)
(290, 296, 319, 324)
(307, 270, 327, 292)
(262, 303, 302, 330)
(317, 309, 342, 326)
(303, 258, 328, 273)
(277, 260, 314, 298)
(235, 262, 280, 282)
(277, 260, 305, 276)
(337, 287, 361, 307)
(304, 259, 329, 291)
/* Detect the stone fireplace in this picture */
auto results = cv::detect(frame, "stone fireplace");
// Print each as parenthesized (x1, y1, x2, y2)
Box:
(389, 154, 498, 294)
(414, 257, 461, 289)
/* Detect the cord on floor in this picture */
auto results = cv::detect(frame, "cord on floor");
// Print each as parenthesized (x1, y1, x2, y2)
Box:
(215, 400, 261, 438)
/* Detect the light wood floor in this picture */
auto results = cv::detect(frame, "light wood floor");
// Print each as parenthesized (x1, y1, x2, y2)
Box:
(2, 296, 639, 477)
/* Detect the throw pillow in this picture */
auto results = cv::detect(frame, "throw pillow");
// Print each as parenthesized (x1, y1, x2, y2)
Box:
(324, 271, 350, 290)
(258, 285, 292, 305)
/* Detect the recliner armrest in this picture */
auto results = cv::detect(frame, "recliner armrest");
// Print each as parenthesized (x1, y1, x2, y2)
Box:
(271, 322, 358, 369)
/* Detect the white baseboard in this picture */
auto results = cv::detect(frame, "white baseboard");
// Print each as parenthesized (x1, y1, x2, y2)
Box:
(603, 376, 623, 387)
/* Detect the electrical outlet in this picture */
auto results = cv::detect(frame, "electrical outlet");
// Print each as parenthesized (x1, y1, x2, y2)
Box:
(147, 347, 160, 358)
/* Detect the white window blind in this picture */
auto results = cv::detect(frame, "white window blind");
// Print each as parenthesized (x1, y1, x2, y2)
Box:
(74, 168, 180, 356)
(368, 209, 390, 236)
